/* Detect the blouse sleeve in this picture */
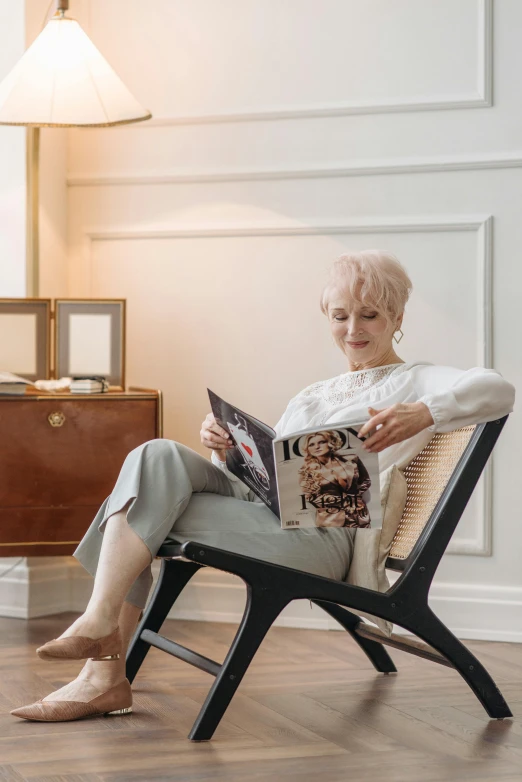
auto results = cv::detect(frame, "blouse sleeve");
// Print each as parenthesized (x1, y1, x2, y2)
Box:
(210, 449, 239, 482)
(411, 364, 515, 433)
(273, 397, 298, 438)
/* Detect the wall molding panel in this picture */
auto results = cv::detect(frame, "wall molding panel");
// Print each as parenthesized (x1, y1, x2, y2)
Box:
(108, 0, 492, 127)
(85, 214, 493, 558)
(86, 215, 492, 242)
(68, 151, 522, 188)
(86, 214, 493, 368)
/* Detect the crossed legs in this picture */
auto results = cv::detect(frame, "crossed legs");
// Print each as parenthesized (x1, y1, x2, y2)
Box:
(28, 439, 242, 707)
(42, 504, 153, 703)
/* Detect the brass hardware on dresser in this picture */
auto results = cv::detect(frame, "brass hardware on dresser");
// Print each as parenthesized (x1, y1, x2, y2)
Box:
(48, 411, 66, 427)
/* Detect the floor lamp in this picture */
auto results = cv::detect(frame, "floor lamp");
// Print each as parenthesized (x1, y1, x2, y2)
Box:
(0, 0, 151, 296)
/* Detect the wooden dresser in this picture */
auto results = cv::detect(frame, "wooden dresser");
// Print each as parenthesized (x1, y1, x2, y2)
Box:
(0, 386, 162, 556)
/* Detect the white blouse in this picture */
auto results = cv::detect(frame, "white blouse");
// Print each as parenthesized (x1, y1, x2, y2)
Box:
(212, 361, 515, 499)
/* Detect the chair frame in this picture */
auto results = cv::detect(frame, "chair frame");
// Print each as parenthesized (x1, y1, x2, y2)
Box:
(126, 416, 512, 741)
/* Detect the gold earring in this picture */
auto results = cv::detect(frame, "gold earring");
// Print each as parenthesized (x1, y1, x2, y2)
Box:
(393, 328, 404, 344)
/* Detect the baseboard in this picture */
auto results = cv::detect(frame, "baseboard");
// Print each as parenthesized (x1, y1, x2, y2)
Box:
(426, 582, 522, 643)
(1, 557, 520, 643)
(0, 558, 29, 618)
(159, 568, 522, 642)
(0, 557, 93, 619)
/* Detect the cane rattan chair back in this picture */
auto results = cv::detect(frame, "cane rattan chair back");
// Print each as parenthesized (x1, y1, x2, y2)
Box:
(388, 425, 476, 564)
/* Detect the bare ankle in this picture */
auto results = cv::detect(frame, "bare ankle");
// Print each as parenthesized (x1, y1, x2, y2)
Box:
(84, 604, 119, 628)
(80, 660, 126, 688)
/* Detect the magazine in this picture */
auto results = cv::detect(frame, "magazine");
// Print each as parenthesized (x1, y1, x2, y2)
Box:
(208, 389, 381, 530)
(0, 371, 32, 396)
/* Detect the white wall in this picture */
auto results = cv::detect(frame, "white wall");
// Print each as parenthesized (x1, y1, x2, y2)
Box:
(25, 0, 68, 298)
(12, 0, 522, 639)
(0, 0, 68, 297)
(0, 0, 26, 296)
(0, 1, 28, 590)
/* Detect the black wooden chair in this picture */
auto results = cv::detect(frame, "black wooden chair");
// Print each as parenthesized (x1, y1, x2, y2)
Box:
(126, 416, 512, 740)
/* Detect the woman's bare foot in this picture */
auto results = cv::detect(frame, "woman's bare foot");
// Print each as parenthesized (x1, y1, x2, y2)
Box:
(42, 659, 126, 703)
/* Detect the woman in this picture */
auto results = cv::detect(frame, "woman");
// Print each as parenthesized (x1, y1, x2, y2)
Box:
(11, 249, 515, 722)
(298, 431, 372, 528)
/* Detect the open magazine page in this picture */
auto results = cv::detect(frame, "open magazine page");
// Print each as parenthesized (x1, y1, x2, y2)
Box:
(274, 424, 382, 530)
(208, 389, 280, 518)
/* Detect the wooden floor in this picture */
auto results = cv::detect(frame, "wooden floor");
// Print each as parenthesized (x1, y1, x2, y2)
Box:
(0, 614, 521, 781)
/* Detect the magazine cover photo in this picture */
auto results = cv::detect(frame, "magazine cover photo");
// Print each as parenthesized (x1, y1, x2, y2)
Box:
(274, 426, 382, 530)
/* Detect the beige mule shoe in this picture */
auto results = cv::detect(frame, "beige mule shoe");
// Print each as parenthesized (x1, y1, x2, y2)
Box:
(36, 626, 122, 661)
(10, 679, 132, 722)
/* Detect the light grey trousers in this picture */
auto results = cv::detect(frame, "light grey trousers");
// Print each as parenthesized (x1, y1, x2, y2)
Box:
(74, 439, 356, 609)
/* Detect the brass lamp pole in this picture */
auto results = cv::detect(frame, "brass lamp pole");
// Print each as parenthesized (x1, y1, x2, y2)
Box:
(26, 128, 40, 296)
(0, 0, 152, 295)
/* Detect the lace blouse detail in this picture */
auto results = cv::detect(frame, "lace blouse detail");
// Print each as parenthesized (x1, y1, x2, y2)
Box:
(301, 363, 409, 424)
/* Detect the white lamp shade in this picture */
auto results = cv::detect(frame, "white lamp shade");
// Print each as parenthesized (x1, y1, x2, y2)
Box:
(0, 16, 151, 127)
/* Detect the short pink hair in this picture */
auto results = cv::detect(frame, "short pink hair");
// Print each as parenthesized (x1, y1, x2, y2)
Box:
(320, 250, 412, 323)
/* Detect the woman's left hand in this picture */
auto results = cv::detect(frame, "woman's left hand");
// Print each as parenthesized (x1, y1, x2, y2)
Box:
(357, 402, 434, 453)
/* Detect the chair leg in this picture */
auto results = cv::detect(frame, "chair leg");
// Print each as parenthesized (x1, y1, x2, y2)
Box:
(313, 600, 397, 673)
(126, 558, 202, 684)
(405, 607, 512, 719)
(188, 585, 288, 741)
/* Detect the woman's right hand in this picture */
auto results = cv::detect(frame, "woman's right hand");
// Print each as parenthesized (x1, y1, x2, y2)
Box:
(200, 413, 233, 462)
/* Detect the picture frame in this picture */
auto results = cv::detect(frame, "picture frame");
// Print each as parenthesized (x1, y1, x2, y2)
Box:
(0, 298, 51, 382)
(55, 299, 126, 389)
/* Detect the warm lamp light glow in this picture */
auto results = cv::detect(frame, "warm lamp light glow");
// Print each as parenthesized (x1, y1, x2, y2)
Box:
(0, 14, 151, 127)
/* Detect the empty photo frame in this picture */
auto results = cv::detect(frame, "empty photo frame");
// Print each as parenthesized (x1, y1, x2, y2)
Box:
(0, 299, 51, 381)
(55, 300, 126, 388)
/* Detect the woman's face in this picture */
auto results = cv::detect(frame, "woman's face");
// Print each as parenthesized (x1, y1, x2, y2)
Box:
(327, 288, 400, 367)
(307, 435, 330, 457)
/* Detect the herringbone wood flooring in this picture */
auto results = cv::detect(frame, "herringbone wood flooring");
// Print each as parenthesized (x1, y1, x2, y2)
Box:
(0, 613, 521, 781)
